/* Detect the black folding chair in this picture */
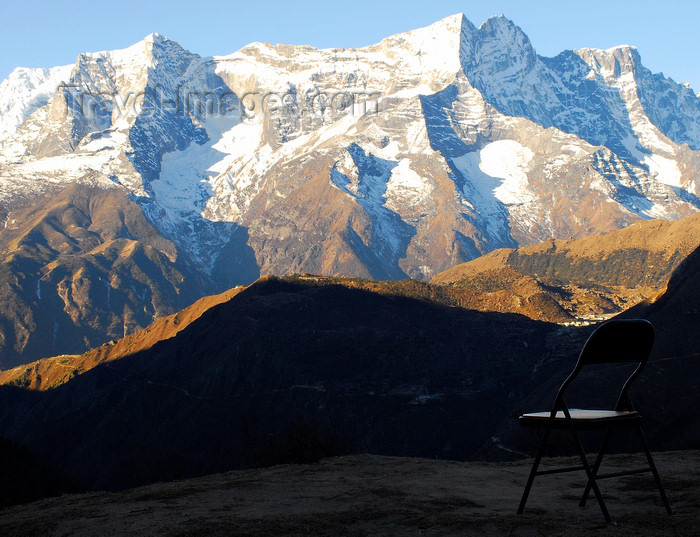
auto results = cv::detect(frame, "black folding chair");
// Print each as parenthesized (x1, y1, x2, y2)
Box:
(516, 319, 672, 522)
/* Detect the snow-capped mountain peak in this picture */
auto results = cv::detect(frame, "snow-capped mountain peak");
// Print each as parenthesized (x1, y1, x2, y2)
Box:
(0, 64, 73, 140)
(0, 13, 698, 285)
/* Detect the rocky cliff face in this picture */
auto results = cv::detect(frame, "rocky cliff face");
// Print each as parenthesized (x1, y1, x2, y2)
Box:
(0, 14, 699, 365)
(0, 177, 205, 368)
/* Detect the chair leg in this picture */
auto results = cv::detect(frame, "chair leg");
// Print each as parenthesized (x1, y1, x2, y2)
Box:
(580, 428, 613, 507)
(636, 426, 673, 515)
(517, 427, 551, 514)
(569, 425, 612, 523)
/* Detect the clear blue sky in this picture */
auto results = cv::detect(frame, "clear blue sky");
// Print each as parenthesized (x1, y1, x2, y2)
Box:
(2, 0, 699, 92)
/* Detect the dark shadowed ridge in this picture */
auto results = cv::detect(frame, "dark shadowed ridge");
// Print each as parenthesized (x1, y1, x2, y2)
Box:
(621, 244, 700, 449)
(0, 276, 562, 491)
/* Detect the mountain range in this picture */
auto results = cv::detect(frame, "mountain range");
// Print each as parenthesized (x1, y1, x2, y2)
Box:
(1, 14, 699, 366)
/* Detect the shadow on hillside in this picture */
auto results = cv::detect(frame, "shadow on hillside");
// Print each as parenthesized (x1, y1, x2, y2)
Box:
(0, 275, 697, 498)
(0, 278, 558, 491)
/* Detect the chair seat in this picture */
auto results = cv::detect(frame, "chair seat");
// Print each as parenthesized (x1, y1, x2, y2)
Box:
(519, 409, 641, 429)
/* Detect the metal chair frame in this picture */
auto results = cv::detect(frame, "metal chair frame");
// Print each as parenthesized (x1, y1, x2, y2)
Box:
(516, 319, 672, 522)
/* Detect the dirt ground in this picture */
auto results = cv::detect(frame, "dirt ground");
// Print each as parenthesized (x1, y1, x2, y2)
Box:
(1, 451, 697, 536)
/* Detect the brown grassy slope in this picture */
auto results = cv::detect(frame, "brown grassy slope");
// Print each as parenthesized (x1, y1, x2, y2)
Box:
(431, 213, 700, 321)
(0, 286, 244, 390)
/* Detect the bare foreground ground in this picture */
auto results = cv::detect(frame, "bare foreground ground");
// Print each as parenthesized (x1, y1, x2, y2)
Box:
(1, 451, 698, 536)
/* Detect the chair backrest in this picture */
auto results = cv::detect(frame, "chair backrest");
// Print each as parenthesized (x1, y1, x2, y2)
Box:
(554, 319, 654, 412)
(576, 319, 654, 367)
